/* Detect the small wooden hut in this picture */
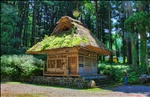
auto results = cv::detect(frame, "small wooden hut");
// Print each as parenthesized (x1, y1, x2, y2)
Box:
(26, 16, 111, 77)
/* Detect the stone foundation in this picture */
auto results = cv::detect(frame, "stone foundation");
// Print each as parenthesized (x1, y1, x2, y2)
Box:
(25, 76, 89, 88)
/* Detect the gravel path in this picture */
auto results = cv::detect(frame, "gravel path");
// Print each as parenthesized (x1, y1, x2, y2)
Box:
(1, 83, 150, 97)
(112, 85, 150, 97)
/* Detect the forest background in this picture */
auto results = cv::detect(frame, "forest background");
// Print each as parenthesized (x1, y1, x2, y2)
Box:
(1, 1, 150, 84)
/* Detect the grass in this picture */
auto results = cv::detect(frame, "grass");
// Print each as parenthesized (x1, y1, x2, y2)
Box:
(101, 83, 123, 89)
(1, 81, 23, 84)
(82, 88, 110, 92)
(1, 93, 45, 97)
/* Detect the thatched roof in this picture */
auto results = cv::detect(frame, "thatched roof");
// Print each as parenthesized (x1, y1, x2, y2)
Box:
(26, 16, 111, 55)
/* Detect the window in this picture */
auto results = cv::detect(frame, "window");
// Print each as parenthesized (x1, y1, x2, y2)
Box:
(57, 59, 62, 68)
(48, 60, 55, 68)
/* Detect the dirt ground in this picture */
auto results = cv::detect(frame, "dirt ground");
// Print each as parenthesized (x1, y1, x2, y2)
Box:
(1, 82, 150, 97)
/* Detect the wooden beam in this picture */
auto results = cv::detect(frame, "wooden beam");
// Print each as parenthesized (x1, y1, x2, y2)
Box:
(77, 49, 79, 74)
(43, 73, 79, 77)
(45, 47, 78, 55)
(85, 46, 111, 55)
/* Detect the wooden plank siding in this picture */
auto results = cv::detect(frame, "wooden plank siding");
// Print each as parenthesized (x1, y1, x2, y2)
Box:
(78, 48, 98, 75)
(43, 47, 98, 77)
(68, 57, 77, 74)
(44, 47, 79, 76)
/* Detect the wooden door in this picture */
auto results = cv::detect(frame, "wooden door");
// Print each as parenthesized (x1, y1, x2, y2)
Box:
(68, 57, 77, 74)
(78, 56, 84, 73)
(84, 57, 91, 73)
(91, 59, 97, 74)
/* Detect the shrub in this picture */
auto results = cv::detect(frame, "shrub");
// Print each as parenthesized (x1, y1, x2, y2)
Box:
(98, 63, 130, 83)
(1, 54, 45, 80)
(98, 63, 148, 84)
(127, 71, 139, 84)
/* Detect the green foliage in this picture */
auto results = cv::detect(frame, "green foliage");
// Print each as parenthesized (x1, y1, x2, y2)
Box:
(1, 3, 22, 55)
(98, 63, 148, 84)
(28, 26, 88, 52)
(125, 11, 150, 73)
(43, 1, 54, 5)
(98, 63, 130, 83)
(127, 72, 139, 84)
(1, 55, 45, 80)
(125, 11, 150, 33)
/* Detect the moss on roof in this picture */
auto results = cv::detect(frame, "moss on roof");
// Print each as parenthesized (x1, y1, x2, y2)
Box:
(27, 26, 88, 52)
(26, 16, 110, 55)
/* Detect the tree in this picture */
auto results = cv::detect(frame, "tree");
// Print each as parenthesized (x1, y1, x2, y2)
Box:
(125, 1, 133, 64)
(1, 2, 20, 54)
(108, 1, 112, 63)
(125, 11, 150, 73)
(125, 16, 138, 70)
(22, 1, 29, 47)
(95, 1, 98, 38)
(31, 1, 37, 46)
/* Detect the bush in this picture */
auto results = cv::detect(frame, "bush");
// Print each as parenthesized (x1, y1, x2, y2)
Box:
(98, 63, 148, 84)
(1, 54, 45, 80)
(98, 63, 130, 83)
(127, 71, 139, 84)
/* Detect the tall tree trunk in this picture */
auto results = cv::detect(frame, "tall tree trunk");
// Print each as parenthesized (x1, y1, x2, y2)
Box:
(15, 1, 24, 49)
(126, 1, 132, 64)
(108, 1, 112, 64)
(115, 37, 119, 62)
(136, 32, 139, 66)
(146, 33, 150, 74)
(135, 1, 140, 66)
(122, 28, 126, 63)
(127, 38, 132, 64)
(137, 1, 148, 73)
(23, 2, 29, 47)
(95, 1, 98, 38)
(131, 31, 138, 71)
(140, 31, 147, 73)
(121, 1, 126, 63)
(31, 1, 37, 46)
(50, 5, 56, 34)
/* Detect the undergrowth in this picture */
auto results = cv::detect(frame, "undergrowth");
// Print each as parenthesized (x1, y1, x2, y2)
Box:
(98, 63, 141, 84)
(1, 54, 45, 81)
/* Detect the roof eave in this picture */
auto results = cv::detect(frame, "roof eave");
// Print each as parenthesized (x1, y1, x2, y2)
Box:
(25, 51, 45, 54)
(85, 45, 111, 55)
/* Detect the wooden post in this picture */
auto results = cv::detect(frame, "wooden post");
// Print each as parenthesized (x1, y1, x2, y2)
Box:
(84, 54, 85, 74)
(77, 47, 79, 74)
(46, 54, 49, 73)
(43, 60, 45, 76)
(66, 50, 69, 76)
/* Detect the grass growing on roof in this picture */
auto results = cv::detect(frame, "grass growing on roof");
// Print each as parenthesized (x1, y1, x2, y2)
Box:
(27, 27, 88, 52)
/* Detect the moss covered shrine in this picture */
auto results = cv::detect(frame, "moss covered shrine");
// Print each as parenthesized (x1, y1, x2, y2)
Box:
(26, 16, 111, 77)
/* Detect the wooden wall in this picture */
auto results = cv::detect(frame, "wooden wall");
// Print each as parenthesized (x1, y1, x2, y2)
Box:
(43, 47, 98, 77)
(78, 48, 98, 75)
(44, 47, 78, 76)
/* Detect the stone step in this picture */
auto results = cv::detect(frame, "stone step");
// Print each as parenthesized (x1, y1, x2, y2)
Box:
(97, 83, 114, 87)
(93, 77, 114, 87)
(95, 81, 113, 85)
(82, 75, 107, 80)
